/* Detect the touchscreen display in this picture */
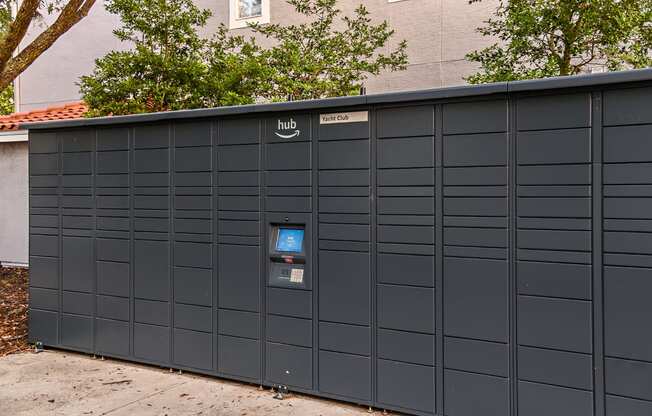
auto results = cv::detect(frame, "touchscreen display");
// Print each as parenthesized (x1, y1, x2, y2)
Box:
(276, 228, 304, 253)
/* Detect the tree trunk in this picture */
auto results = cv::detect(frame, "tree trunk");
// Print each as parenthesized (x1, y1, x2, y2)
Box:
(0, 0, 97, 91)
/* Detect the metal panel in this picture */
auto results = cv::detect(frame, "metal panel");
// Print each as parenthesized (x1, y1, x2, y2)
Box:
(29, 256, 59, 289)
(378, 285, 435, 334)
(135, 299, 169, 326)
(215, 312, 257, 344)
(444, 257, 508, 342)
(173, 267, 212, 307)
(517, 261, 591, 300)
(378, 359, 435, 413)
(28, 309, 59, 344)
(319, 251, 369, 326)
(517, 93, 591, 130)
(377, 254, 434, 287)
(443, 100, 507, 134)
(319, 351, 371, 401)
(518, 381, 593, 416)
(174, 304, 211, 333)
(604, 266, 652, 362)
(267, 287, 312, 319)
(444, 370, 509, 416)
(606, 395, 652, 416)
(218, 245, 259, 312)
(97, 296, 129, 321)
(319, 140, 369, 170)
(519, 345, 592, 390)
(134, 240, 170, 301)
(378, 329, 434, 366)
(603, 86, 652, 126)
(134, 323, 170, 363)
(518, 296, 592, 354)
(518, 129, 591, 164)
(97, 261, 129, 297)
(378, 137, 434, 168)
(96, 319, 129, 356)
(61, 314, 93, 350)
(444, 337, 508, 378)
(62, 291, 93, 315)
(266, 315, 312, 348)
(30, 288, 59, 311)
(173, 329, 212, 370)
(605, 358, 652, 402)
(61, 236, 93, 292)
(318, 322, 370, 356)
(266, 343, 312, 389)
(377, 106, 434, 138)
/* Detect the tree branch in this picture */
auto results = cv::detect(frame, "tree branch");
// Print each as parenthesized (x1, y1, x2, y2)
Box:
(0, 0, 96, 90)
(0, 0, 40, 72)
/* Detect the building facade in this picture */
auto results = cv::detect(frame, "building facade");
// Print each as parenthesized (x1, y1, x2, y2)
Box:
(15, 0, 500, 112)
(0, 138, 28, 266)
(0, 103, 87, 266)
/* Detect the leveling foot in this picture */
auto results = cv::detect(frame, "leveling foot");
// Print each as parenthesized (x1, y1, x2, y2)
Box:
(273, 385, 289, 400)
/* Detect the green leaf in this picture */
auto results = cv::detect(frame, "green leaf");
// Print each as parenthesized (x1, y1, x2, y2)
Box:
(466, 0, 652, 83)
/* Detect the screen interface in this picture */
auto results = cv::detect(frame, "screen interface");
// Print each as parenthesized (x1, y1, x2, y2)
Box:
(276, 228, 304, 253)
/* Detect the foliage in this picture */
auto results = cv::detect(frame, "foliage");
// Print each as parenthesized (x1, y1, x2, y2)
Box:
(0, 3, 13, 114)
(0, 85, 13, 115)
(0, 0, 96, 91)
(249, 0, 408, 101)
(79, 0, 265, 116)
(466, 0, 652, 83)
(81, 0, 407, 115)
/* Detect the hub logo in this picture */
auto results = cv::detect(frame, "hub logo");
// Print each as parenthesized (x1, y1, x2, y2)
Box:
(275, 118, 300, 139)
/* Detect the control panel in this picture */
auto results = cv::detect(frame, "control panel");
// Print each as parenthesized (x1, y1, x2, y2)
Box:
(268, 224, 307, 289)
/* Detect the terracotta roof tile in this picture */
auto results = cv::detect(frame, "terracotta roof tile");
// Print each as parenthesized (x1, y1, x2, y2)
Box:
(0, 102, 87, 131)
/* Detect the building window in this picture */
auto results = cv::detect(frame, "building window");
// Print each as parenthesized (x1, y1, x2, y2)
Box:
(230, 0, 269, 29)
(238, 0, 262, 19)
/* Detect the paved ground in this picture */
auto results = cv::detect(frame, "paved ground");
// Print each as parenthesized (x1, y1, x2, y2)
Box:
(0, 350, 389, 416)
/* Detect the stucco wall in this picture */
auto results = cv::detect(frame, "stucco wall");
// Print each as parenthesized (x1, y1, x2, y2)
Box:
(0, 141, 28, 266)
(17, 0, 500, 111)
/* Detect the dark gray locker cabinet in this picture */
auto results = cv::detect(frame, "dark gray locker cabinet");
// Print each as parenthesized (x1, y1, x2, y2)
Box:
(26, 69, 652, 416)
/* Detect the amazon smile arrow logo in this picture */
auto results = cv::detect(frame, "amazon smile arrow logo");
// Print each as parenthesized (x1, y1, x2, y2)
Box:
(275, 118, 301, 139)
(275, 130, 301, 139)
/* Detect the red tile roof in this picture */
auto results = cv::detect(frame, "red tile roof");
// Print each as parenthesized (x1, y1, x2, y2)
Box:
(0, 101, 87, 131)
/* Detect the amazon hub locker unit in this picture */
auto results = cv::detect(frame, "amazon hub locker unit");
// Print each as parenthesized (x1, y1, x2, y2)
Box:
(26, 70, 652, 416)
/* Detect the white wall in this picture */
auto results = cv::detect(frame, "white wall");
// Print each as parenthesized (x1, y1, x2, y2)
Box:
(0, 141, 28, 266)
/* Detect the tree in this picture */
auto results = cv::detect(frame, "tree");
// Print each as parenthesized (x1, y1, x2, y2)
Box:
(79, 0, 267, 116)
(0, 85, 12, 114)
(250, 0, 408, 101)
(466, 0, 652, 83)
(81, 0, 408, 116)
(79, 0, 266, 116)
(0, 3, 13, 114)
(0, 1, 96, 91)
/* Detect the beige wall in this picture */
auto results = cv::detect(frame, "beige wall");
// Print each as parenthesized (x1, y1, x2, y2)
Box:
(17, 0, 499, 111)
(0, 141, 28, 266)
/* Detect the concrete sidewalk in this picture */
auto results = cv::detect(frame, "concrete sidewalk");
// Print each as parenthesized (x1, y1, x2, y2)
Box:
(0, 350, 386, 416)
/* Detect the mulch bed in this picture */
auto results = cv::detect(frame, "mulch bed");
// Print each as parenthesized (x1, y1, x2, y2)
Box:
(0, 266, 30, 357)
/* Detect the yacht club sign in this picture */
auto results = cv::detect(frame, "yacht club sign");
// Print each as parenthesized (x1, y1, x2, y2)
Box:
(270, 111, 369, 141)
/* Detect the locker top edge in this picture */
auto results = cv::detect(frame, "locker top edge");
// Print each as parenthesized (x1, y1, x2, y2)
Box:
(21, 68, 652, 131)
